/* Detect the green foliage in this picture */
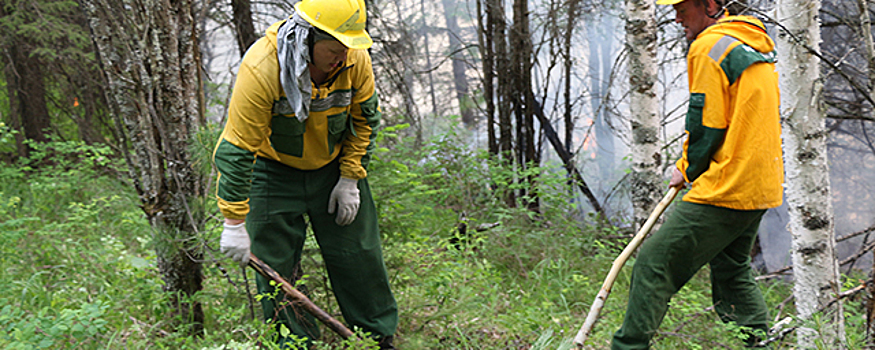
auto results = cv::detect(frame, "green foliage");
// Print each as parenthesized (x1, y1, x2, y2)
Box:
(0, 301, 109, 349)
(0, 0, 111, 150)
(0, 122, 16, 154)
(1, 126, 871, 349)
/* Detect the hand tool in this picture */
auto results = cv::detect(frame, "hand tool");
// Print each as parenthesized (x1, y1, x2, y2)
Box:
(248, 253, 355, 339)
(572, 186, 681, 348)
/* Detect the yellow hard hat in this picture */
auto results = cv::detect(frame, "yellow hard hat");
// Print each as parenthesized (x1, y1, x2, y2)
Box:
(294, 0, 373, 50)
(656, 0, 686, 4)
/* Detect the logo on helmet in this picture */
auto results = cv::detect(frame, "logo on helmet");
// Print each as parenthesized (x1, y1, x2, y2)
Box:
(335, 9, 365, 33)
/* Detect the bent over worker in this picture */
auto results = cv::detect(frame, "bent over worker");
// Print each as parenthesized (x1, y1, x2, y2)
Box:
(213, 0, 398, 348)
(611, 0, 782, 349)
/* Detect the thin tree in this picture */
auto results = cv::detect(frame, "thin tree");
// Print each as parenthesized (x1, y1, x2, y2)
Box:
(563, 0, 581, 153)
(510, 0, 539, 211)
(0, 1, 51, 157)
(777, 0, 846, 347)
(625, 0, 662, 228)
(81, 0, 207, 336)
(231, 0, 258, 57)
(441, 0, 475, 128)
(849, 0, 875, 340)
(419, 0, 439, 118)
(478, 0, 498, 154)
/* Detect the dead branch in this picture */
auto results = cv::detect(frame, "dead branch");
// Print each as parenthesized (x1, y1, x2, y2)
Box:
(755, 279, 873, 347)
(756, 223, 875, 281)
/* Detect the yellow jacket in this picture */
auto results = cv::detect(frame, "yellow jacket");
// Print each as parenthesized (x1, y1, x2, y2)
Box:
(213, 20, 381, 220)
(676, 16, 783, 210)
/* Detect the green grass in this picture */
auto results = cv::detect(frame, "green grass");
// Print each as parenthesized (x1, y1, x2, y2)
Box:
(0, 135, 869, 349)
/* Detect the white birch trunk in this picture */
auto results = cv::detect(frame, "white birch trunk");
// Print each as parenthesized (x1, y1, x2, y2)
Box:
(625, 0, 662, 228)
(776, 0, 845, 347)
(858, 0, 875, 341)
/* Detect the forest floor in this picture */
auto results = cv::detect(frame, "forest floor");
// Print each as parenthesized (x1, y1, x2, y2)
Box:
(0, 137, 870, 349)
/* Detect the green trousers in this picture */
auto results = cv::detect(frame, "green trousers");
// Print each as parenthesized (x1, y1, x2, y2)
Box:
(611, 201, 768, 350)
(247, 157, 398, 345)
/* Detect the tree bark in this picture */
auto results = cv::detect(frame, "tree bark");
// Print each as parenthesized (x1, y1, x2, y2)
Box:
(511, 0, 538, 211)
(858, 0, 875, 340)
(777, 0, 846, 347)
(488, 0, 515, 206)
(563, 0, 579, 154)
(625, 0, 662, 229)
(230, 0, 258, 58)
(81, 0, 206, 336)
(478, 0, 497, 154)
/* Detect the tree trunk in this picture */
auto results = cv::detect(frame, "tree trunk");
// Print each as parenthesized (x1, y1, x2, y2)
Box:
(478, 0, 497, 154)
(230, 0, 258, 58)
(859, 0, 875, 340)
(625, 0, 662, 229)
(563, 0, 579, 153)
(441, 0, 474, 128)
(777, 0, 845, 347)
(2, 62, 26, 158)
(1, 1, 51, 157)
(419, 0, 439, 118)
(489, 0, 515, 206)
(510, 0, 537, 211)
(81, 0, 206, 336)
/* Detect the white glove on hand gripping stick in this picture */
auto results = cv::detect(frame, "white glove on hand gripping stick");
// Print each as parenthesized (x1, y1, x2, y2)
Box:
(220, 222, 251, 265)
(328, 177, 360, 226)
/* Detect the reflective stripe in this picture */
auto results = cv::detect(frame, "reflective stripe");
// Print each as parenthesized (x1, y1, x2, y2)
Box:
(708, 35, 738, 62)
(335, 9, 365, 32)
(311, 89, 353, 112)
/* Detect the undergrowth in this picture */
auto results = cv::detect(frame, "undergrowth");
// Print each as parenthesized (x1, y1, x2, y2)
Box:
(0, 125, 870, 349)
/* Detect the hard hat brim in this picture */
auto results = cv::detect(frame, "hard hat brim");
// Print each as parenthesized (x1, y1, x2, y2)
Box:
(295, 2, 374, 50)
(656, 0, 686, 4)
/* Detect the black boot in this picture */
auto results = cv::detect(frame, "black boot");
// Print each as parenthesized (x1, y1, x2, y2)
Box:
(377, 335, 395, 350)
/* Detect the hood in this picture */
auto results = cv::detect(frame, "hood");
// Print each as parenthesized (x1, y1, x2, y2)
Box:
(265, 20, 284, 49)
(701, 15, 774, 54)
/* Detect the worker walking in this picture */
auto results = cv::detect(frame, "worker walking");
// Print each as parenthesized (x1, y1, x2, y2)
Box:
(213, 0, 398, 348)
(611, 0, 782, 348)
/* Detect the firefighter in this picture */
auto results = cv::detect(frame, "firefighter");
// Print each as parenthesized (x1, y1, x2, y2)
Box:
(611, 0, 782, 348)
(214, 0, 397, 347)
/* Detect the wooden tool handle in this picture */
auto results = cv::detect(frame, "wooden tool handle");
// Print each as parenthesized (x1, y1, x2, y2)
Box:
(248, 254, 354, 339)
(573, 187, 680, 348)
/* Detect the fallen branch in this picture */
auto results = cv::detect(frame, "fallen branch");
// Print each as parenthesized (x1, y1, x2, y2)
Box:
(836, 223, 875, 243)
(532, 99, 603, 216)
(248, 254, 354, 339)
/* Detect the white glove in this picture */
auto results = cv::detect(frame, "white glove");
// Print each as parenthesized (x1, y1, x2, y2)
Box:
(328, 177, 360, 226)
(220, 222, 251, 265)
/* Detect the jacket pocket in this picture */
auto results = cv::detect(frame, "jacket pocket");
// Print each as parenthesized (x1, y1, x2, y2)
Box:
(327, 112, 349, 154)
(685, 93, 705, 131)
(270, 115, 306, 157)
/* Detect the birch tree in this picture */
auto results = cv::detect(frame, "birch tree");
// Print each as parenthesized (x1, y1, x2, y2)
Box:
(81, 0, 206, 336)
(776, 0, 846, 347)
(624, 0, 662, 228)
